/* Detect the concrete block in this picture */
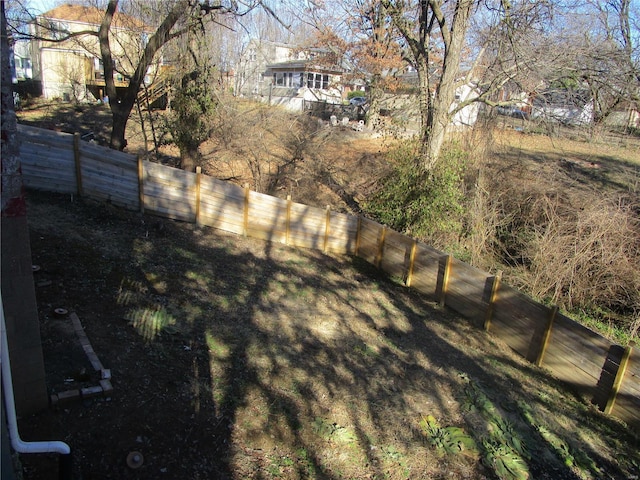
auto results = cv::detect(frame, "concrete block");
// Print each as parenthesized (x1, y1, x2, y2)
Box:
(56, 390, 80, 404)
(99, 379, 113, 393)
(81, 386, 103, 399)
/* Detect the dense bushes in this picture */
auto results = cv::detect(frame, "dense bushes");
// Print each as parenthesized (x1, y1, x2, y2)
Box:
(362, 132, 640, 343)
(364, 140, 469, 251)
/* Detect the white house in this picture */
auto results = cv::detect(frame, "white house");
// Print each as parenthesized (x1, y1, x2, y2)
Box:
(450, 83, 481, 128)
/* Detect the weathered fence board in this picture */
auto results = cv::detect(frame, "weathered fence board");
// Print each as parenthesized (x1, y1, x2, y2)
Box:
(379, 230, 414, 281)
(143, 163, 196, 222)
(325, 211, 358, 254)
(357, 217, 384, 265)
(490, 285, 549, 359)
(18, 124, 73, 146)
(198, 177, 245, 235)
(445, 259, 490, 326)
(289, 203, 329, 250)
(20, 140, 77, 193)
(79, 143, 135, 169)
(408, 243, 443, 299)
(21, 167, 77, 194)
(246, 191, 288, 243)
(542, 313, 612, 400)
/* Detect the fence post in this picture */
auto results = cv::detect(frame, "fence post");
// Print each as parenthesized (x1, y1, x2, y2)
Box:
(137, 156, 145, 214)
(438, 255, 452, 307)
(483, 271, 502, 332)
(243, 183, 250, 237)
(286, 195, 292, 245)
(535, 305, 559, 367)
(73, 132, 83, 196)
(195, 166, 202, 226)
(355, 216, 362, 256)
(604, 343, 634, 414)
(375, 226, 387, 269)
(323, 205, 331, 253)
(406, 240, 418, 287)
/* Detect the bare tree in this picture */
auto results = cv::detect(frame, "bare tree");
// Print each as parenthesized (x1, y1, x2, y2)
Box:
(8, 0, 261, 150)
(98, 0, 252, 150)
(380, 0, 477, 170)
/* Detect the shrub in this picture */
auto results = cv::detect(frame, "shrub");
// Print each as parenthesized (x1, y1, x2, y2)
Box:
(364, 140, 468, 250)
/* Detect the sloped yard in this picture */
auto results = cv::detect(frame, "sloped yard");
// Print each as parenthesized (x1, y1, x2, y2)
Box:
(17, 190, 639, 480)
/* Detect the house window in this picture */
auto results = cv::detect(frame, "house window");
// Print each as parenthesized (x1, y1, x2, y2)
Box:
(304, 72, 331, 90)
(275, 72, 285, 86)
(47, 20, 69, 40)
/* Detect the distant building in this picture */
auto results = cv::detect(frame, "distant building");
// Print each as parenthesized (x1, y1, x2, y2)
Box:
(236, 40, 345, 110)
(25, 4, 155, 102)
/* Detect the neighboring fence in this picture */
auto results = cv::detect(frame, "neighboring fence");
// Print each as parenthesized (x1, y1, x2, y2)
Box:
(18, 124, 640, 431)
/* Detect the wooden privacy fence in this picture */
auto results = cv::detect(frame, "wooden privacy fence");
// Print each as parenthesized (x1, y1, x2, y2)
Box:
(18, 124, 640, 431)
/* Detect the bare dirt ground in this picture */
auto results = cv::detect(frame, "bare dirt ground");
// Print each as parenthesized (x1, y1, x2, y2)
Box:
(18, 190, 640, 480)
(13, 101, 640, 480)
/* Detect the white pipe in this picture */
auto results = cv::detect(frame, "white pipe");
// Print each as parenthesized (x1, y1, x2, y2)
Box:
(1, 295, 70, 455)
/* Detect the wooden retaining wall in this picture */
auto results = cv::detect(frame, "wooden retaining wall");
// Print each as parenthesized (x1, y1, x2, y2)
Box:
(17, 124, 639, 431)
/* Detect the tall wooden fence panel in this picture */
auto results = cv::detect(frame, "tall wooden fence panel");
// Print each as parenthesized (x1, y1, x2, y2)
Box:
(611, 345, 640, 429)
(356, 217, 385, 265)
(288, 202, 327, 250)
(490, 285, 551, 361)
(19, 125, 77, 193)
(142, 162, 196, 222)
(379, 230, 414, 282)
(445, 258, 492, 327)
(407, 243, 443, 300)
(324, 210, 358, 254)
(198, 176, 246, 235)
(246, 190, 288, 243)
(79, 142, 138, 209)
(542, 313, 613, 405)
(17, 124, 640, 431)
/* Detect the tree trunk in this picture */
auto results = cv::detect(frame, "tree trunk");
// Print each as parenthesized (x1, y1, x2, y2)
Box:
(110, 101, 131, 150)
(179, 146, 201, 172)
(365, 78, 384, 128)
(416, 61, 433, 168)
(417, 0, 474, 170)
(99, 0, 195, 151)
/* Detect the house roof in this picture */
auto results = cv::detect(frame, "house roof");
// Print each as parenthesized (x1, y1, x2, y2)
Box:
(41, 4, 150, 31)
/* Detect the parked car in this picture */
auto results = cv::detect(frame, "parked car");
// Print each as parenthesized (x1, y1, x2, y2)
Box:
(349, 96, 367, 107)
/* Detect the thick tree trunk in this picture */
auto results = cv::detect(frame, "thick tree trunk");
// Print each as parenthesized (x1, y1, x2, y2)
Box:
(179, 147, 200, 172)
(110, 102, 131, 150)
(99, 0, 195, 151)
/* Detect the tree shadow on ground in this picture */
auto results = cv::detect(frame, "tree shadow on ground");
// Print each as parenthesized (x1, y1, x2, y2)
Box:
(20, 190, 640, 480)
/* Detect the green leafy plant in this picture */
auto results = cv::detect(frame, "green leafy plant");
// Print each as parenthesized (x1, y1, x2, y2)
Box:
(419, 415, 478, 456)
(460, 380, 531, 480)
(482, 440, 530, 480)
(364, 141, 468, 248)
(312, 418, 357, 445)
